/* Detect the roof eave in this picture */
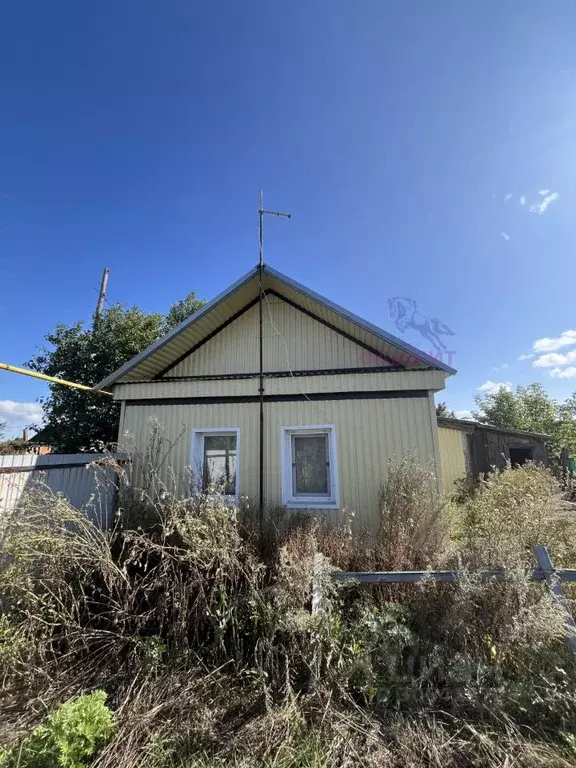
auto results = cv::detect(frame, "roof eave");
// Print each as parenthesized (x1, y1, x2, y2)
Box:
(264, 265, 457, 375)
(95, 265, 260, 389)
(438, 416, 550, 440)
(97, 262, 457, 390)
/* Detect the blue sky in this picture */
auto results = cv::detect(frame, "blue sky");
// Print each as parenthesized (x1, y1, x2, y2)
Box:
(2, 1, 576, 435)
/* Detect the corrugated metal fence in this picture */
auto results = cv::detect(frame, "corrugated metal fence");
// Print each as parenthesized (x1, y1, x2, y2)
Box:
(0, 453, 128, 529)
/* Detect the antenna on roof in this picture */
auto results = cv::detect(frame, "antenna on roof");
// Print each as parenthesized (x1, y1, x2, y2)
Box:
(258, 189, 291, 267)
(257, 190, 291, 528)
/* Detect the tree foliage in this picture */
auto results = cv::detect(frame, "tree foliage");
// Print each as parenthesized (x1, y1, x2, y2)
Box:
(0, 438, 31, 455)
(474, 382, 576, 467)
(163, 291, 204, 332)
(27, 292, 204, 453)
(435, 401, 455, 417)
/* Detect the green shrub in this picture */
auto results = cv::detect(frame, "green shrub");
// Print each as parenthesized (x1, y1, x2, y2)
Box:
(450, 463, 576, 568)
(1, 691, 115, 768)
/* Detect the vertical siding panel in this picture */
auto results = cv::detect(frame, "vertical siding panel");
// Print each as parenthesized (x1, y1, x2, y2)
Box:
(437, 427, 467, 492)
(0, 453, 125, 527)
(169, 297, 391, 377)
(120, 396, 444, 532)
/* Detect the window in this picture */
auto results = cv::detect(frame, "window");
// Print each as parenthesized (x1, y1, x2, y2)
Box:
(191, 428, 239, 498)
(281, 425, 339, 508)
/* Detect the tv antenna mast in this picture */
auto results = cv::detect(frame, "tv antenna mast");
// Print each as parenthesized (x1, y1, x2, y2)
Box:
(257, 190, 291, 526)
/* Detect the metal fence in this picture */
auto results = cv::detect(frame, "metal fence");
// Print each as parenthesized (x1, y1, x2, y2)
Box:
(0, 453, 128, 529)
(313, 546, 576, 657)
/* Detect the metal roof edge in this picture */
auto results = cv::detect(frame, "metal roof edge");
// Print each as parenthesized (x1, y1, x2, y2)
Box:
(437, 416, 550, 440)
(98, 261, 457, 390)
(263, 265, 457, 375)
(96, 265, 260, 389)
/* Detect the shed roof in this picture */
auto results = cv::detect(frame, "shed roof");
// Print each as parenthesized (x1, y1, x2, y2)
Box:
(97, 264, 457, 389)
(437, 416, 550, 440)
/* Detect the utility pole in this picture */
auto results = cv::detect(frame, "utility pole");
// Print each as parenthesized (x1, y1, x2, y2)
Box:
(95, 268, 110, 321)
(258, 191, 291, 527)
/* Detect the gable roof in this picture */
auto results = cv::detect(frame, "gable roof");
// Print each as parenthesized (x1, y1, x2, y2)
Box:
(96, 264, 457, 389)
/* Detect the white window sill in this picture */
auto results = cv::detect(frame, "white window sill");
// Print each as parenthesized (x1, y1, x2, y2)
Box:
(285, 500, 339, 510)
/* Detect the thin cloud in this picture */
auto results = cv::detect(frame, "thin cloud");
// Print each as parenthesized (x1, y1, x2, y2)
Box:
(529, 191, 559, 215)
(504, 193, 513, 202)
(478, 380, 512, 394)
(520, 196, 526, 205)
(533, 350, 576, 368)
(454, 409, 474, 420)
(533, 330, 576, 352)
(550, 366, 576, 379)
(500, 232, 510, 241)
(0, 400, 44, 437)
(539, 189, 550, 195)
(518, 353, 535, 360)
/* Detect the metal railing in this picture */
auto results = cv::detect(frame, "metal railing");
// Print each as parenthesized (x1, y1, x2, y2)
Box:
(313, 546, 576, 656)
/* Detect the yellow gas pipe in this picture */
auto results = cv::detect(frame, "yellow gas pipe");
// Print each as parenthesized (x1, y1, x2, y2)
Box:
(0, 362, 112, 396)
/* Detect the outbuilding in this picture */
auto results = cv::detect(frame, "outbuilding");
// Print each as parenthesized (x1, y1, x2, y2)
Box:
(437, 416, 550, 492)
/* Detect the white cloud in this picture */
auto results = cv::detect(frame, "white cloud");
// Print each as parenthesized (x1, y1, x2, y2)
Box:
(533, 350, 576, 368)
(550, 367, 576, 379)
(529, 191, 559, 215)
(539, 189, 550, 195)
(500, 231, 510, 241)
(504, 193, 513, 202)
(533, 330, 576, 352)
(478, 380, 512, 394)
(453, 409, 474, 420)
(518, 353, 535, 360)
(520, 196, 526, 205)
(0, 400, 44, 438)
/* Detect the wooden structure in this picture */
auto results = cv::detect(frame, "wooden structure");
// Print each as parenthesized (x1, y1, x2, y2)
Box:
(437, 416, 550, 492)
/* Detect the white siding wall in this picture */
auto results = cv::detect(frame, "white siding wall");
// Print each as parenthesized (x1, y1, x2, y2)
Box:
(113, 370, 447, 402)
(437, 426, 468, 492)
(120, 395, 439, 531)
(167, 297, 390, 377)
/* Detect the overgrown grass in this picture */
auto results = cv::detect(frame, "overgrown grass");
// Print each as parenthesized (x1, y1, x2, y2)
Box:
(2, 454, 576, 766)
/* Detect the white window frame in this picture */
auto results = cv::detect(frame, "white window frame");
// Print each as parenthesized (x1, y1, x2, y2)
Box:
(280, 425, 339, 509)
(190, 427, 240, 500)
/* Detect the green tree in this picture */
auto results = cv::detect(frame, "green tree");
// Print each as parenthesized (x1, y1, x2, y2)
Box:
(0, 420, 5, 440)
(28, 292, 205, 453)
(474, 382, 576, 469)
(473, 385, 525, 430)
(163, 291, 205, 332)
(435, 401, 455, 417)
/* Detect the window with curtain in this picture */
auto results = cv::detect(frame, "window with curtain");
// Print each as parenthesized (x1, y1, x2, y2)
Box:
(281, 426, 339, 508)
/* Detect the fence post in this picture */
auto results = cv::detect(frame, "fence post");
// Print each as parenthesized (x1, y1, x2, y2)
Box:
(311, 552, 324, 614)
(533, 545, 576, 658)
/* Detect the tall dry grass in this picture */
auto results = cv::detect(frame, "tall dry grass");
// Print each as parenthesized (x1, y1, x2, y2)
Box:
(1, 448, 576, 766)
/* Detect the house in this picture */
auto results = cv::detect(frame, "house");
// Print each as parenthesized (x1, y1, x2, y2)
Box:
(437, 415, 550, 492)
(97, 264, 455, 529)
